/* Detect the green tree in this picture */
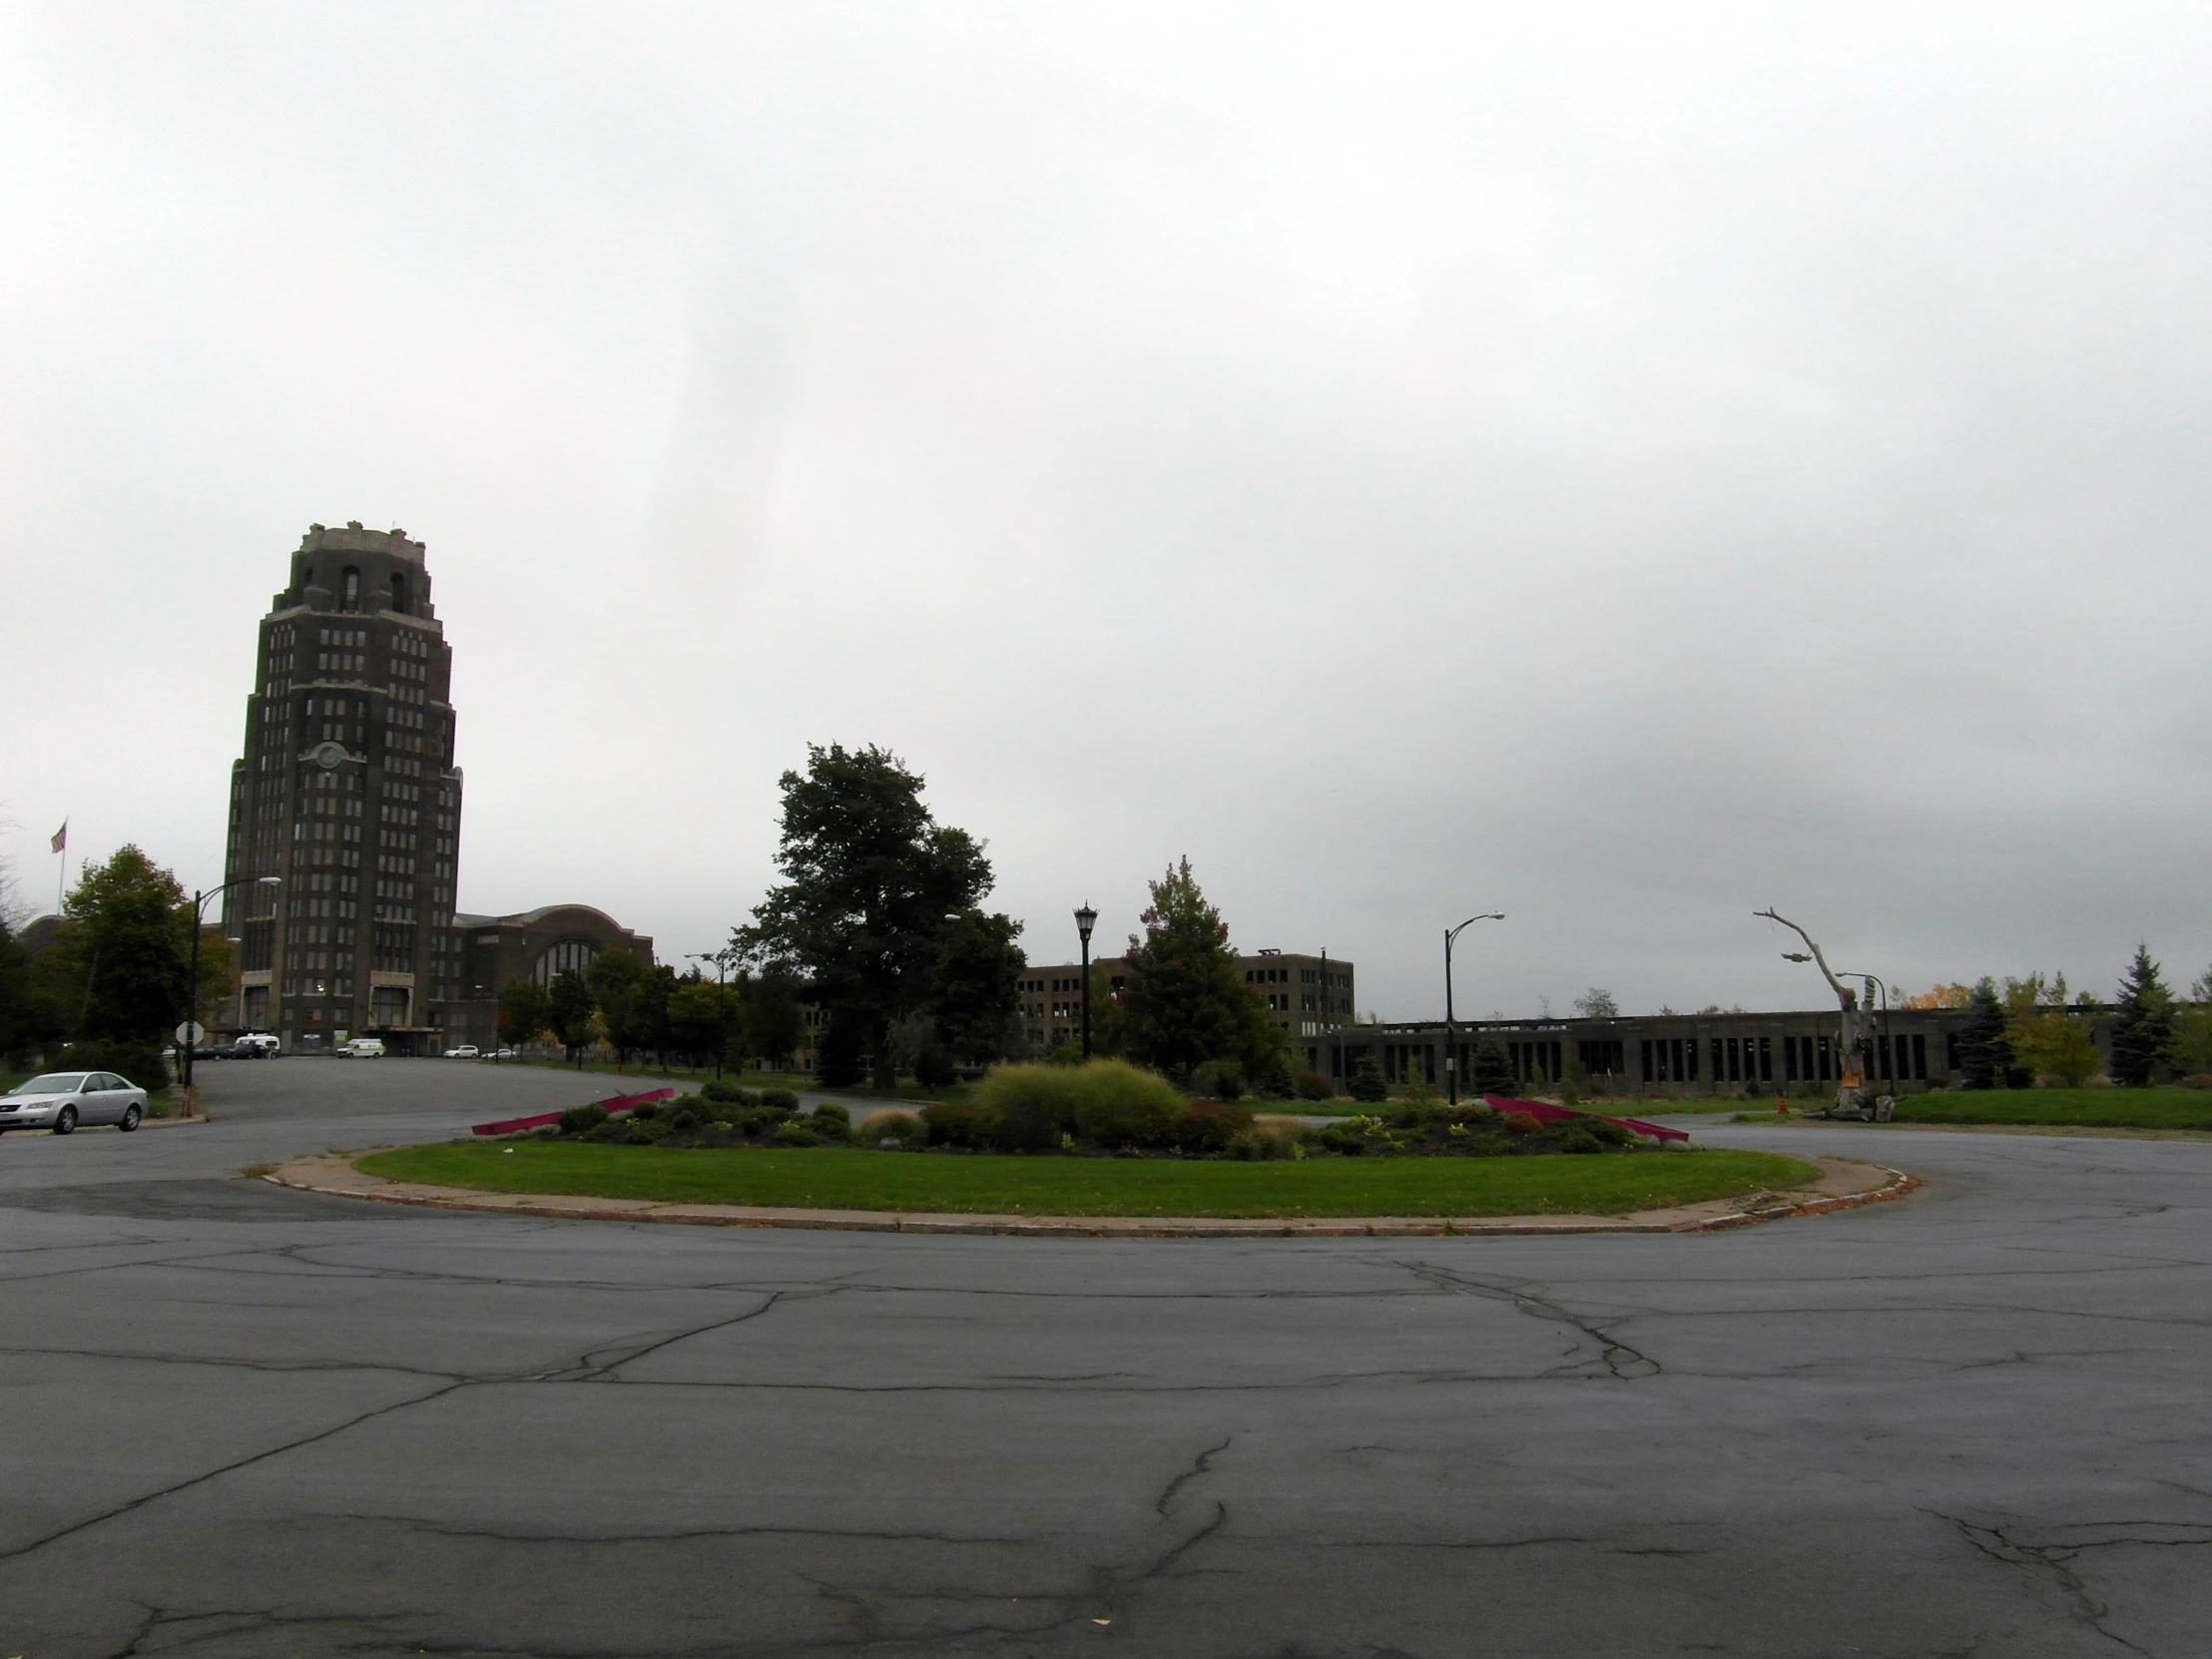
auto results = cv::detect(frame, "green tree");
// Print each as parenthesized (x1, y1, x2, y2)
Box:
(737, 744, 993, 1090)
(926, 908, 1027, 1063)
(737, 970, 806, 1069)
(2109, 944, 2177, 1087)
(625, 962, 678, 1065)
(498, 977, 550, 1055)
(1957, 977, 2011, 1090)
(1117, 858, 1277, 1084)
(64, 846, 191, 1044)
(0, 918, 36, 1061)
(586, 949, 650, 1063)
(1572, 988, 1619, 1018)
(2004, 972, 2101, 1086)
(1469, 1035, 1517, 1095)
(669, 978, 739, 1067)
(546, 968, 596, 1065)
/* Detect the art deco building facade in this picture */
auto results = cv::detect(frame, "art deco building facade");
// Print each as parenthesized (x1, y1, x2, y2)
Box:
(222, 523, 464, 1051)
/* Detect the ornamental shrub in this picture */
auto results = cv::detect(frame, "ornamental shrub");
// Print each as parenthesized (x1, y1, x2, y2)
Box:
(919, 1101, 1004, 1149)
(1292, 1071, 1332, 1101)
(1500, 1110, 1544, 1136)
(760, 1088, 800, 1113)
(811, 1101, 851, 1128)
(773, 1118, 823, 1147)
(1171, 1101, 1254, 1155)
(870, 1111, 926, 1148)
(1068, 1059, 1185, 1149)
(973, 1063, 1082, 1149)
(558, 1103, 608, 1136)
(1347, 1055, 1387, 1103)
(701, 1079, 748, 1105)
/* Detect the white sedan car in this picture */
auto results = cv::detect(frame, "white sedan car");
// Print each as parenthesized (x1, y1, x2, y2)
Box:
(0, 1071, 150, 1135)
(442, 1044, 480, 1059)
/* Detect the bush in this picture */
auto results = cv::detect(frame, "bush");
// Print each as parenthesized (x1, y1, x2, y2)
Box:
(558, 1103, 609, 1136)
(811, 1101, 851, 1128)
(1171, 1102, 1254, 1155)
(1347, 1055, 1387, 1103)
(2183, 1075, 2212, 1090)
(701, 1079, 749, 1105)
(972, 1060, 1187, 1152)
(773, 1118, 823, 1147)
(870, 1111, 927, 1149)
(913, 1044, 959, 1089)
(1069, 1060, 1185, 1149)
(973, 1063, 1083, 1150)
(1293, 1071, 1333, 1101)
(919, 1101, 1005, 1150)
(1500, 1110, 1544, 1135)
(70, 1039, 172, 1092)
(760, 1088, 800, 1113)
(1552, 1125, 1604, 1154)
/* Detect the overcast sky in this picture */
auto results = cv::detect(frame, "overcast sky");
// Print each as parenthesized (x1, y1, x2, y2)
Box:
(4, 3, 2210, 1019)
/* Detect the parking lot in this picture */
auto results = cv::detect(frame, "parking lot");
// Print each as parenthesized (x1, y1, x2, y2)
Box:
(3, 1058, 2209, 1657)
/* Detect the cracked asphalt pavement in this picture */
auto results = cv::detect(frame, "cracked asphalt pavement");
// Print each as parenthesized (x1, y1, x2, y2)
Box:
(3, 1062, 2209, 1657)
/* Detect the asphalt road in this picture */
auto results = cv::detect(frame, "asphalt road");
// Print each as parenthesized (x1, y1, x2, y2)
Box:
(3, 1061, 2209, 1658)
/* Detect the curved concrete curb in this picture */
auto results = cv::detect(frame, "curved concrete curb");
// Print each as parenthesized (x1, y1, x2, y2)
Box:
(263, 1152, 1920, 1238)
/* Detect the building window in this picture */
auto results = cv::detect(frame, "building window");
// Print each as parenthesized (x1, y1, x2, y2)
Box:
(341, 567, 360, 613)
(390, 573, 409, 613)
(534, 937, 598, 986)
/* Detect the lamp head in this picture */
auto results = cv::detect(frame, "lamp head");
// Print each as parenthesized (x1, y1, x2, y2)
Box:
(1782, 951, 1812, 963)
(1074, 903, 1097, 942)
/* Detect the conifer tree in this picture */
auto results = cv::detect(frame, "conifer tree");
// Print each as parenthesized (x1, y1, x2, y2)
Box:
(2109, 944, 2177, 1087)
(1956, 977, 2011, 1090)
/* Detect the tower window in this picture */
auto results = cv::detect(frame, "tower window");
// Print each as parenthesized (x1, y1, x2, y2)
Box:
(341, 568, 360, 613)
(390, 572, 409, 614)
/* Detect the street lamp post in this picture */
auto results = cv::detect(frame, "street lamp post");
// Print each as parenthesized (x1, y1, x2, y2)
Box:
(185, 875, 280, 1106)
(1758, 908, 1886, 1120)
(1442, 912, 1505, 1106)
(1074, 904, 1098, 1062)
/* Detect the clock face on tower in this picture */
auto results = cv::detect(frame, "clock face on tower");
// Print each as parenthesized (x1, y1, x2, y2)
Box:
(312, 741, 346, 771)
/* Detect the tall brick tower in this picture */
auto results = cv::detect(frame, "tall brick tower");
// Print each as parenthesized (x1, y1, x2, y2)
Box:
(221, 522, 464, 1052)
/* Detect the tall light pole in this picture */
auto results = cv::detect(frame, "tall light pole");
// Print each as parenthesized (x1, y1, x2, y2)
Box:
(1443, 912, 1505, 1105)
(185, 875, 280, 1103)
(1074, 904, 1098, 1062)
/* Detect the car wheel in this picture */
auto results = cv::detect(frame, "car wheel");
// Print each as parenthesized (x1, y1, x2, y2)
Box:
(53, 1106, 77, 1136)
(119, 1104, 143, 1132)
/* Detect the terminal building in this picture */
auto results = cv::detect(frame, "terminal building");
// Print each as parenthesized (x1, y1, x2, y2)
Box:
(217, 523, 651, 1053)
(1297, 1005, 1990, 1096)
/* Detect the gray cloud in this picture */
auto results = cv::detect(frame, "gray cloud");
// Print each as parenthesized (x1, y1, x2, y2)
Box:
(4, 2, 2209, 1017)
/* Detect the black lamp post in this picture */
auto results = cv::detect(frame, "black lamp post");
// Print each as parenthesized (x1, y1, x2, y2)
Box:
(1443, 911, 1505, 1106)
(1074, 903, 1098, 1062)
(185, 874, 280, 1102)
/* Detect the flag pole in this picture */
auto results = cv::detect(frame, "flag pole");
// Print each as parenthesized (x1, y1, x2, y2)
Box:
(52, 821, 67, 915)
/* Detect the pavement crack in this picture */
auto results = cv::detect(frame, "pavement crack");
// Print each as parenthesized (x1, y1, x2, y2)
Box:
(1395, 1260, 1662, 1380)
(1934, 1512, 2153, 1653)
(0, 1379, 470, 1564)
(1154, 1434, 1234, 1519)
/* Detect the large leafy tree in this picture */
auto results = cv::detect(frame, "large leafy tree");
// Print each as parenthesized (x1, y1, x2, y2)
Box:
(737, 970, 807, 1069)
(668, 977, 740, 1068)
(2109, 944, 2177, 1087)
(585, 949, 651, 1063)
(546, 968, 597, 1065)
(1118, 858, 1279, 1084)
(58, 846, 192, 1045)
(737, 745, 992, 1090)
(498, 977, 550, 1054)
(926, 907, 1027, 1063)
(2003, 972, 2101, 1086)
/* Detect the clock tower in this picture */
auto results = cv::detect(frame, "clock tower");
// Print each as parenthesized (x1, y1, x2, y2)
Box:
(220, 523, 465, 1051)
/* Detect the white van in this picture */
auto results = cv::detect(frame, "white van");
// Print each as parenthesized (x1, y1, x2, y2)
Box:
(337, 1037, 386, 1058)
(231, 1033, 280, 1058)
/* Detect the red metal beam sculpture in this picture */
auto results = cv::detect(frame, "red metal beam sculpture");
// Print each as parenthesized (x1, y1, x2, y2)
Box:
(471, 1086, 678, 1137)
(1481, 1093, 1689, 1143)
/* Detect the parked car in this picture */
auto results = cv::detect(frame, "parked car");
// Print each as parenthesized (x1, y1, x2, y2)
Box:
(189, 1043, 228, 1061)
(230, 1033, 280, 1058)
(442, 1044, 480, 1059)
(492, 1047, 518, 1059)
(336, 1037, 386, 1058)
(0, 1071, 150, 1134)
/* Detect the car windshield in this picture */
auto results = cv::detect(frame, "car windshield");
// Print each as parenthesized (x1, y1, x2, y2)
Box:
(10, 1074, 88, 1095)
